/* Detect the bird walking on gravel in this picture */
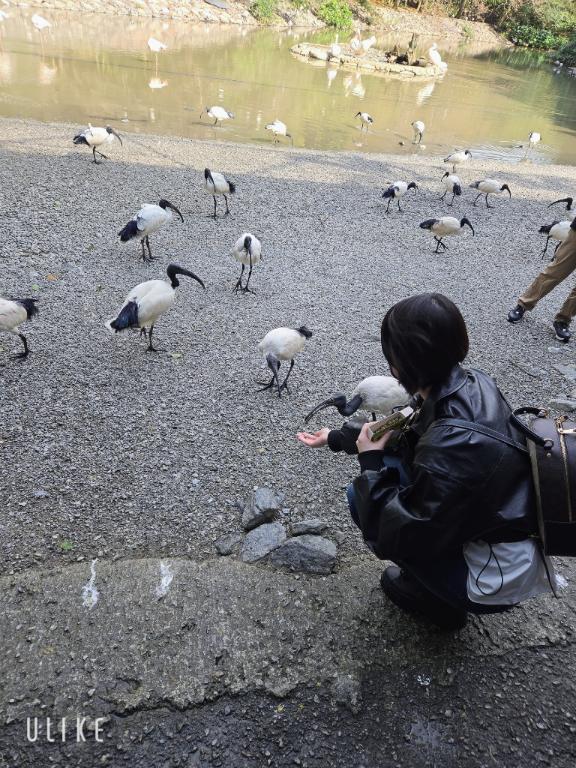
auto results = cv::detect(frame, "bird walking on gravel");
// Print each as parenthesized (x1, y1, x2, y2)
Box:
(204, 168, 236, 218)
(382, 181, 418, 213)
(470, 179, 511, 208)
(355, 112, 373, 132)
(443, 149, 471, 173)
(411, 120, 425, 144)
(73, 124, 123, 164)
(548, 197, 575, 221)
(257, 326, 312, 397)
(201, 105, 234, 126)
(265, 119, 292, 145)
(107, 264, 205, 352)
(420, 216, 475, 253)
(539, 220, 571, 259)
(231, 233, 261, 294)
(0, 298, 38, 359)
(118, 199, 183, 263)
(440, 173, 462, 206)
(305, 376, 408, 423)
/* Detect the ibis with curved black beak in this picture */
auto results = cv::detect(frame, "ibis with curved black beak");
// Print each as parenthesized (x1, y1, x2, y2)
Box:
(119, 199, 183, 262)
(73, 125, 123, 164)
(382, 181, 418, 213)
(548, 197, 575, 221)
(420, 216, 475, 253)
(469, 179, 511, 208)
(257, 326, 312, 397)
(305, 376, 409, 423)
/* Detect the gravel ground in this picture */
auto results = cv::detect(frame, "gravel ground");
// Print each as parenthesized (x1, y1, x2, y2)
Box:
(1, 117, 576, 574)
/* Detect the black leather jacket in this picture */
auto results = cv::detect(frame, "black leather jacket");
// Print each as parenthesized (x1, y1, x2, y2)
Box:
(352, 366, 537, 563)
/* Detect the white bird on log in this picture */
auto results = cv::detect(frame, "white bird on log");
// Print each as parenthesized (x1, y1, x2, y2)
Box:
(118, 199, 183, 263)
(440, 173, 462, 206)
(419, 216, 475, 253)
(231, 233, 262, 294)
(469, 179, 511, 208)
(0, 298, 38, 359)
(382, 180, 418, 213)
(265, 119, 292, 145)
(72, 124, 123, 164)
(107, 264, 205, 352)
(201, 105, 234, 126)
(257, 326, 313, 397)
(539, 220, 571, 259)
(428, 43, 448, 70)
(411, 120, 425, 144)
(443, 149, 471, 173)
(204, 168, 236, 218)
(305, 376, 409, 423)
(355, 111, 373, 131)
(548, 197, 575, 221)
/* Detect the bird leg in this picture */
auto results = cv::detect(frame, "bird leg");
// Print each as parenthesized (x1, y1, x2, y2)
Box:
(212, 195, 217, 219)
(417, 134, 422, 144)
(278, 359, 295, 394)
(145, 324, 158, 352)
(92, 147, 100, 165)
(397, 199, 402, 212)
(434, 237, 446, 253)
(213, 119, 218, 126)
(140, 239, 147, 262)
(224, 195, 230, 215)
(243, 254, 256, 294)
(257, 355, 282, 396)
(12, 333, 29, 359)
(139, 327, 148, 339)
(145, 236, 155, 261)
(233, 264, 245, 293)
(472, 192, 482, 207)
(97, 150, 109, 160)
(440, 191, 447, 202)
(450, 192, 456, 206)
(485, 194, 494, 209)
(541, 237, 551, 259)
(385, 198, 392, 214)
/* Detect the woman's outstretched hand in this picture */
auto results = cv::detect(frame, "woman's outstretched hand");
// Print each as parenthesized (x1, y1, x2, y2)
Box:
(356, 422, 393, 453)
(296, 428, 330, 448)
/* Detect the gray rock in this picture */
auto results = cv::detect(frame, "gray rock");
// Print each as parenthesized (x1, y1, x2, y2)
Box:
(549, 398, 576, 412)
(214, 533, 242, 556)
(268, 536, 337, 575)
(242, 487, 285, 531)
(240, 523, 286, 563)
(291, 518, 330, 536)
(331, 674, 363, 715)
(553, 364, 576, 382)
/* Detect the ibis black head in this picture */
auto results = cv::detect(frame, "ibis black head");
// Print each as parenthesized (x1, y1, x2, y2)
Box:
(166, 264, 205, 290)
(441, 171, 449, 180)
(159, 198, 184, 222)
(243, 234, 252, 253)
(106, 126, 123, 145)
(460, 217, 475, 235)
(408, 182, 418, 192)
(304, 393, 347, 424)
(501, 184, 512, 198)
(465, 149, 472, 157)
(297, 326, 313, 339)
(355, 111, 361, 118)
(549, 197, 573, 211)
(204, 168, 213, 183)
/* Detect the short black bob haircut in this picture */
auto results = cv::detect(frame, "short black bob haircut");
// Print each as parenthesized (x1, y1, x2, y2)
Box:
(380, 293, 469, 395)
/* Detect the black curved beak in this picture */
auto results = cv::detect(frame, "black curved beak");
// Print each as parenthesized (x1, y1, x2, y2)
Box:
(548, 197, 573, 209)
(465, 220, 475, 236)
(178, 268, 205, 289)
(304, 396, 343, 424)
(111, 128, 123, 146)
(503, 184, 511, 198)
(168, 202, 184, 222)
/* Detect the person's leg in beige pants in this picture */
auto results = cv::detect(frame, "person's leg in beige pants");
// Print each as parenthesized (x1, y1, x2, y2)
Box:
(518, 227, 576, 323)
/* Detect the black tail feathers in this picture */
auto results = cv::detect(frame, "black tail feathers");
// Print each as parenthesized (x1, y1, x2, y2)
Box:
(73, 134, 89, 146)
(539, 223, 557, 235)
(453, 184, 462, 196)
(15, 299, 39, 319)
(119, 220, 139, 242)
(228, 181, 236, 194)
(110, 301, 139, 332)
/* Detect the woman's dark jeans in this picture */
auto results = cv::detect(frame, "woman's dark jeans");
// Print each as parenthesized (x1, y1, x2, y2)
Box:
(347, 465, 511, 615)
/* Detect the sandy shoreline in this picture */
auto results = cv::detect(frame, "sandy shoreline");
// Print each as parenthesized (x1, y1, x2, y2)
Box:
(1, 115, 576, 572)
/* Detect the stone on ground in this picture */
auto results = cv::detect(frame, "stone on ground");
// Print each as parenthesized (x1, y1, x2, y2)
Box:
(242, 487, 285, 531)
(240, 522, 286, 563)
(291, 518, 330, 536)
(269, 535, 337, 575)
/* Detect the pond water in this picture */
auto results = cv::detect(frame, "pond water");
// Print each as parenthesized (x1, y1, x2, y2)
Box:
(0, 8, 575, 165)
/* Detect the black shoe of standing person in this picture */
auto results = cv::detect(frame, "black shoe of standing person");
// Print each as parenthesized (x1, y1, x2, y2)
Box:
(507, 304, 525, 323)
(380, 566, 468, 631)
(553, 321, 571, 343)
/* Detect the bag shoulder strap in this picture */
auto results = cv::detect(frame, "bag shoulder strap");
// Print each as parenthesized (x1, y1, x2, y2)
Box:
(433, 417, 529, 454)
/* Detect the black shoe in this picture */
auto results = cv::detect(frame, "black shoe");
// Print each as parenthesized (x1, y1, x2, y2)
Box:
(507, 304, 525, 323)
(380, 566, 467, 631)
(553, 321, 571, 343)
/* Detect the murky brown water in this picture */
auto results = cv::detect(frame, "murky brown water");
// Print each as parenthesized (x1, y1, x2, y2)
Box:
(0, 8, 575, 164)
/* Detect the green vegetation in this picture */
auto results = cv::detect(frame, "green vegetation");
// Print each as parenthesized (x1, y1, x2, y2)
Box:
(556, 35, 576, 65)
(59, 539, 74, 552)
(317, 0, 354, 29)
(250, 0, 278, 22)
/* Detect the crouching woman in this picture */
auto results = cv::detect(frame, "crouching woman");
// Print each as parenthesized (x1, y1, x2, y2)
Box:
(298, 293, 555, 630)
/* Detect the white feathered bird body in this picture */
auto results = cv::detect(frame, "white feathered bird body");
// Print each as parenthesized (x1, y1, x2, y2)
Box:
(352, 376, 409, 414)
(258, 328, 307, 362)
(0, 299, 31, 333)
(205, 170, 234, 196)
(232, 233, 262, 267)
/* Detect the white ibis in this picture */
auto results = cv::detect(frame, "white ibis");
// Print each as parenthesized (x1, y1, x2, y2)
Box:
(355, 111, 373, 131)
(147, 37, 167, 53)
(382, 181, 418, 213)
(0, 298, 38, 359)
(444, 149, 471, 173)
(420, 216, 475, 253)
(428, 43, 447, 70)
(72, 124, 123, 164)
(411, 120, 425, 144)
(201, 105, 234, 126)
(118, 199, 183, 262)
(204, 168, 236, 218)
(539, 220, 571, 259)
(265, 119, 292, 145)
(528, 131, 541, 149)
(231, 233, 262, 294)
(470, 179, 511, 208)
(329, 34, 341, 59)
(31, 14, 51, 31)
(304, 376, 409, 423)
(440, 172, 462, 205)
(549, 197, 575, 221)
(107, 264, 205, 352)
(257, 326, 312, 397)
(350, 34, 362, 55)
